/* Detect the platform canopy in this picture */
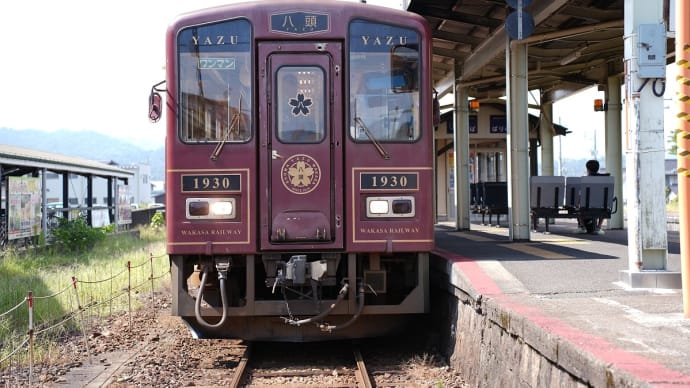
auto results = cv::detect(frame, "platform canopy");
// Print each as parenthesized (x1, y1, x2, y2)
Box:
(408, 0, 672, 102)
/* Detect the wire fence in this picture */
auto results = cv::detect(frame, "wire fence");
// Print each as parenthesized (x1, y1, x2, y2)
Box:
(0, 252, 170, 386)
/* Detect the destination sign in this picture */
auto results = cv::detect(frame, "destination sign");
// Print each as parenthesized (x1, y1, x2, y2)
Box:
(271, 12, 329, 35)
(360, 173, 418, 190)
(198, 57, 236, 70)
(181, 174, 241, 193)
(178, 19, 250, 53)
(349, 21, 418, 53)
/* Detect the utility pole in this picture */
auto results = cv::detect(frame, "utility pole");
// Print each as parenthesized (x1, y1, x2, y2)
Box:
(621, 0, 673, 287)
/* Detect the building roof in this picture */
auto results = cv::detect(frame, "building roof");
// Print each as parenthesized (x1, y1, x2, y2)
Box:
(0, 144, 133, 179)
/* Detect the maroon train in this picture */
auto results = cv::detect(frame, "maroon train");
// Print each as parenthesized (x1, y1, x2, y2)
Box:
(149, 0, 435, 341)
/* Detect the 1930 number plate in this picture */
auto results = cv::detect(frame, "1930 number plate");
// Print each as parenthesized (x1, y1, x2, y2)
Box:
(360, 173, 418, 190)
(181, 174, 241, 192)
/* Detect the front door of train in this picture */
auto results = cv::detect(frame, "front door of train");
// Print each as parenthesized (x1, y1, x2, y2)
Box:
(258, 42, 343, 250)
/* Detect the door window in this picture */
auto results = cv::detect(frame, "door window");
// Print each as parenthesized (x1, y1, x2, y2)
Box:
(276, 66, 325, 143)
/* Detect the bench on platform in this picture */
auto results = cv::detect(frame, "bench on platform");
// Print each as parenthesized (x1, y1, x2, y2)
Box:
(471, 181, 508, 226)
(530, 175, 617, 233)
(530, 176, 571, 232)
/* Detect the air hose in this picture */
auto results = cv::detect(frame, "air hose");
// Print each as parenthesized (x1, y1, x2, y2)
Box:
(318, 282, 366, 332)
(283, 282, 349, 327)
(194, 263, 229, 329)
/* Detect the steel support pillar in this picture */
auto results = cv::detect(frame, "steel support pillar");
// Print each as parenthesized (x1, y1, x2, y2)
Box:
(113, 179, 120, 231)
(41, 168, 47, 237)
(539, 102, 554, 176)
(454, 85, 471, 230)
(605, 75, 624, 229)
(507, 40, 531, 241)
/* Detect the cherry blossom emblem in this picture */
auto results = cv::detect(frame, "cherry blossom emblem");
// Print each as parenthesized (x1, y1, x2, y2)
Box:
(280, 154, 321, 194)
(289, 93, 312, 116)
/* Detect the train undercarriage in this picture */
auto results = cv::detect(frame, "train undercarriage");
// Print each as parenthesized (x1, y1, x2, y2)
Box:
(170, 252, 429, 341)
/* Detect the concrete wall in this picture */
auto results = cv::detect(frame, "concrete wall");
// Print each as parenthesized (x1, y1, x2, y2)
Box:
(430, 255, 645, 387)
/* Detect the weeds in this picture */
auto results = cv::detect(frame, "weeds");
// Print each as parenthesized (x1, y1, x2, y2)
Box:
(49, 217, 106, 253)
(0, 226, 166, 364)
(150, 211, 165, 230)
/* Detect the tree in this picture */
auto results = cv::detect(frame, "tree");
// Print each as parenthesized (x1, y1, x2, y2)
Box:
(668, 128, 681, 156)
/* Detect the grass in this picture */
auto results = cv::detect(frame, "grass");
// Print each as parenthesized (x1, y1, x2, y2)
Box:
(0, 226, 167, 366)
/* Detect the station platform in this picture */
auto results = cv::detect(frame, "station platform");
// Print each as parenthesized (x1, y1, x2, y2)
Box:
(432, 217, 690, 387)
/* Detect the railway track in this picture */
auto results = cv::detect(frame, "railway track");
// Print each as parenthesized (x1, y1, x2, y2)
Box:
(236, 343, 374, 388)
(9, 293, 464, 387)
(71, 335, 375, 387)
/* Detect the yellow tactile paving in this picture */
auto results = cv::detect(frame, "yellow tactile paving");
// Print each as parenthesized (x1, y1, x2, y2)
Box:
(454, 233, 496, 242)
(503, 243, 575, 259)
(531, 236, 590, 245)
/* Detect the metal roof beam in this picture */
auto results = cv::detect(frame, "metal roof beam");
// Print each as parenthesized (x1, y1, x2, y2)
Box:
(461, 0, 569, 80)
(434, 69, 457, 99)
(433, 30, 483, 46)
(518, 20, 623, 46)
(433, 46, 468, 60)
(413, 5, 503, 29)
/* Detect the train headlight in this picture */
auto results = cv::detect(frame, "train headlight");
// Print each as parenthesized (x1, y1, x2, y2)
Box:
(186, 198, 236, 219)
(210, 201, 234, 216)
(368, 199, 389, 215)
(366, 196, 415, 218)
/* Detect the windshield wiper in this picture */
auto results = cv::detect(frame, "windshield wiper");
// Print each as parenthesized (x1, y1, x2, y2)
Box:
(210, 94, 243, 161)
(354, 117, 390, 160)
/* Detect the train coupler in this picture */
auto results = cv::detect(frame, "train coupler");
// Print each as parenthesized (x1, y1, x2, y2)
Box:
(284, 255, 327, 284)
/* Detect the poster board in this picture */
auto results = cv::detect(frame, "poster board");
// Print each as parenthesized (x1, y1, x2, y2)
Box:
(8, 176, 42, 240)
(91, 207, 111, 228)
(118, 185, 132, 225)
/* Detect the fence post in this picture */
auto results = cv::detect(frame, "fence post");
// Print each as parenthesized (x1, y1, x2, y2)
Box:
(27, 291, 34, 387)
(71, 276, 92, 363)
(149, 253, 155, 306)
(127, 261, 132, 327)
(109, 266, 113, 316)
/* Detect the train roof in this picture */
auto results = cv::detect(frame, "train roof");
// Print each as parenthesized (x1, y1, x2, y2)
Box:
(167, 0, 430, 37)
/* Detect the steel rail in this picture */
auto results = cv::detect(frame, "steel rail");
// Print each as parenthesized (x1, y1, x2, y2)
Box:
(229, 343, 251, 388)
(353, 348, 373, 388)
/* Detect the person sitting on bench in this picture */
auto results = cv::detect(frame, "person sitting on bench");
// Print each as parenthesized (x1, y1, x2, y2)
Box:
(575, 159, 609, 235)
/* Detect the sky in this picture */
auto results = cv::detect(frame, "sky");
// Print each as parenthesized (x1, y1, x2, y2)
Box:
(0, 0, 677, 157)
(552, 64, 678, 163)
(0, 0, 402, 150)
(0, 1, 232, 149)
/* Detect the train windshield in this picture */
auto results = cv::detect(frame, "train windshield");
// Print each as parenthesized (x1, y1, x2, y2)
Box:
(177, 19, 252, 143)
(349, 21, 420, 143)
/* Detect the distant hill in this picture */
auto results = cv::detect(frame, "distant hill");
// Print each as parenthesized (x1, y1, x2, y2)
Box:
(0, 128, 164, 180)
(1, 127, 609, 182)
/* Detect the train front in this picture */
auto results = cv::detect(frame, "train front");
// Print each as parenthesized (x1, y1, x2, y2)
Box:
(160, 1, 434, 341)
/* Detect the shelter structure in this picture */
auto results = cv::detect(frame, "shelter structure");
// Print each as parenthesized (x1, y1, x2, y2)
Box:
(408, 0, 678, 287)
(0, 144, 133, 246)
